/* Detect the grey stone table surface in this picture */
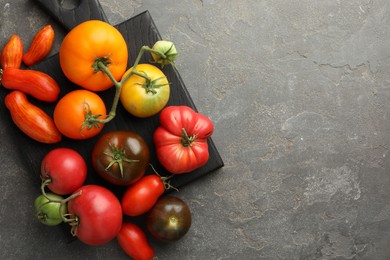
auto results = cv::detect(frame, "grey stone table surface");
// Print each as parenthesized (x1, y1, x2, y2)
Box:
(1, 0, 390, 259)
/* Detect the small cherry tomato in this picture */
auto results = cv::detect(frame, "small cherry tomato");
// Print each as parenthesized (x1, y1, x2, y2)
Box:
(120, 63, 170, 118)
(53, 89, 106, 140)
(41, 148, 87, 195)
(117, 222, 154, 260)
(59, 20, 128, 91)
(146, 195, 192, 242)
(34, 193, 66, 226)
(67, 185, 122, 246)
(92, 130, 150, 186)
(121, 174, 166, 216)
(4, 90, 62, 144)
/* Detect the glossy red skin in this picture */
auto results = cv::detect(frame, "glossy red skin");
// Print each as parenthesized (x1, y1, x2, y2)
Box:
(121, 174, 165, 216)
(117, 222, 154, 260)
(4, 90, 61, 144)
(23, 24, 55, 66)
(153, 106, 214, 174)
(1, 34, 23, 69)
(41, 148, 87, 195)
(92, 131, 150, 186)
(1, 68, 60, 102)
(67, 185, 122, 246)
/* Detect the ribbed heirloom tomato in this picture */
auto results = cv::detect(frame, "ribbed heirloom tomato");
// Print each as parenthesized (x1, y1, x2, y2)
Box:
(59, 20, 128, 91)
(53, 89, 106, 139)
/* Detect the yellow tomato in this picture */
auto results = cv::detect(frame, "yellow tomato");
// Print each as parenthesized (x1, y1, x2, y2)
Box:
(120, 64, 170, 118)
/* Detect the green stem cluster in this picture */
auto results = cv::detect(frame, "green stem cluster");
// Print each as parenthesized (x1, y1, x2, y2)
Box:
(90, 46, 162, 125)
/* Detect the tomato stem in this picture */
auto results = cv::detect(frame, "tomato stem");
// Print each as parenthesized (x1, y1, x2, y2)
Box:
(90, 45, 169, 126)
(181, 128, 195, 147)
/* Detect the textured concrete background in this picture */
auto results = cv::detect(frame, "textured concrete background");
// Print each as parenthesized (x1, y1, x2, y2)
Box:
(1, 0, 390, 259)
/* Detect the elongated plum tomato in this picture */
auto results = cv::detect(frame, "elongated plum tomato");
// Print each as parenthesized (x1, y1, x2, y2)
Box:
(67, 185, 122, 246)
(121, 174, 165, 216)
(53, 89, 106, 140)
(59, 20, 128, 91)
(120, 63, 170, 118)
(117, 222, 154, 260)
(41, 148, 87, 195)
(5, 90, 61, 144)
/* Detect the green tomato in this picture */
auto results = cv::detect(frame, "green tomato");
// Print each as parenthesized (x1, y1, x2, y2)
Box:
(34, 193, 66, 226)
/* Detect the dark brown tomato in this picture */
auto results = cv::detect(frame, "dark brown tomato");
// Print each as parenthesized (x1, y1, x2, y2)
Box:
(92, 130, 150, 186)
(146, 195, 192, 242)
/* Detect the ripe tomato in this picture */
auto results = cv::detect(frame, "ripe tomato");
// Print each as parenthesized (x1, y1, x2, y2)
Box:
(146, 195, 192, 242)
(120, 64, 170, 118)
(59, 20, 128, 91)
(53, 89, 106, 139)
(67, 185, 122, 246)
(117, 222, 154, 260)
(41, 148, 87, 195)
(34, 193, 66, 226)
(5, 90, 62, 144)
(92, 131, 150, 186)
(153, 106, 214, 174)
(121, 174, 166, 216)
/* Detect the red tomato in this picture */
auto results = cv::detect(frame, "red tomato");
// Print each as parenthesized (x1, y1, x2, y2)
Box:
(121, 174, 165, 216)
(153, 106, 214, 174)
(4, 90, 61, 143)
(53, 89, 106, 140)
(41, 148, 87, 195)
(117, 222, 154, 260)
(23, 24, 55, 66)
(67, 185, 122, 246)
(1, 34, 23, 69)
(1, 68, 60, 102)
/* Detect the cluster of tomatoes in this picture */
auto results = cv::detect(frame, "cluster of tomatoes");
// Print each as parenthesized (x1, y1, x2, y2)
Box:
(0, 20, 215, 259)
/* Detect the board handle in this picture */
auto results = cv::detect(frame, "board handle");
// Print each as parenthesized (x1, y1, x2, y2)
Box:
(33, 0, 108, 31)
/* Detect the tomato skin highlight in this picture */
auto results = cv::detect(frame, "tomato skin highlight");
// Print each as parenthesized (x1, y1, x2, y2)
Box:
(146, 196, 192, 242)
(41, 148, 87, 195)
(23, 24, 55, 66)
(67, 185, 123, 246)
(5, 90, 61, 143)
(153, 106, 214, 174)
(53, 89, 106, 140)
(121, 174, 165, 216)
(1, 68, 60, 102)
(120, 63, 170, 118)
(59, 20, 128, 91)
(117, 222, 154, 260)
(92, 131, 150, 186)
(0, 34, 23, 69)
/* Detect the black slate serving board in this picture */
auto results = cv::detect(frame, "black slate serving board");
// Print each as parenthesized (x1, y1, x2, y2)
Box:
(0, 0, 223, 198)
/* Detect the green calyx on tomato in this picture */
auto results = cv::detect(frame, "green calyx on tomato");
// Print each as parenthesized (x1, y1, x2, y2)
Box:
(103, 144, 139, 178)
(138, 73, 169, 95)
(181, 128, 196, 147)
(150, 40, 178, 67)
(92, 56, 111, 73)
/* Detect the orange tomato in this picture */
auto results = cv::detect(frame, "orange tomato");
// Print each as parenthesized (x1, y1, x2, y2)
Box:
(59, 20, 128, 91)
(53, 90, 106, 140)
